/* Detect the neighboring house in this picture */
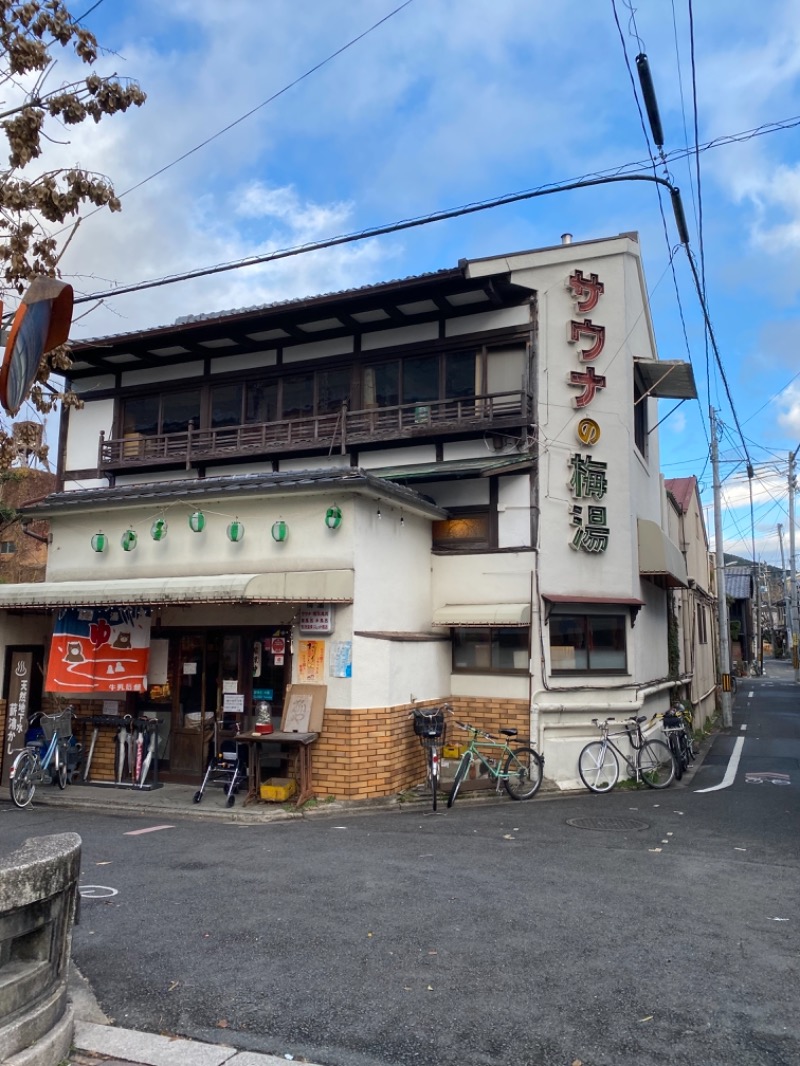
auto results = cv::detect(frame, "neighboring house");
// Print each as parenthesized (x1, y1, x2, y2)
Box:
(664, 476, 717, 730)
(725, 565, 756, 670)
(0, 232, 698, 795)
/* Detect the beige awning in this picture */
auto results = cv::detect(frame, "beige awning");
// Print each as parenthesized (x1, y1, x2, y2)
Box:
(432, 603, 531, 627)
(0, 570, 354, 609)
(637, 519, 688, 589)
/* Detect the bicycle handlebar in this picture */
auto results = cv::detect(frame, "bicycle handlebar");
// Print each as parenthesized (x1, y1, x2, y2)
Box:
(408, 702, 453, 719)
(453, 720, 498, 741)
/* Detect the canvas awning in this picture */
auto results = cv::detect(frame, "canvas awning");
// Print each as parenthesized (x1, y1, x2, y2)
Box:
(0, 570, 354, 609)
(637, 519, 688, 589)
(432, 603, 531, 627)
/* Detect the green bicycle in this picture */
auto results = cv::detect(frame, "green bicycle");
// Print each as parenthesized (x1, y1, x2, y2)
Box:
(447, 720, 544, 807)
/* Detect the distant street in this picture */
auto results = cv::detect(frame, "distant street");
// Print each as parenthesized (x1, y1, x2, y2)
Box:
(3, 667, 799, 1066)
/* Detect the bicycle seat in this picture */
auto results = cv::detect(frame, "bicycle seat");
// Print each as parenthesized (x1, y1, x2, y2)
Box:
(500, 728, 518, 737)
(631, 715, 646, 724)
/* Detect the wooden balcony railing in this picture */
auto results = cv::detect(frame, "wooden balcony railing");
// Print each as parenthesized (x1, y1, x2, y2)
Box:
(98, 389, 533, 471)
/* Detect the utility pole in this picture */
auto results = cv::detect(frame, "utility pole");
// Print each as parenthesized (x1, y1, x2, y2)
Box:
(778, 522, 790, 658)
(711, 407, 733, 727)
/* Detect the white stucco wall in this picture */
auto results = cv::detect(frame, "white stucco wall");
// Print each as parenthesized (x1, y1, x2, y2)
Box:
(65, 400, 113, 470)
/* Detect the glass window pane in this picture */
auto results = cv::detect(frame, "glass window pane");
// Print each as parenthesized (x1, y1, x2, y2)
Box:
(588, 616, 626, 670)
(364, 362, 399, 408)
(446, 352, 475, 398)
(162, 390, 200, 434)
(317, 368, 351, 414)
(282, 375, 314, 418)
(211, 384, 243, 428)
(452, 627, 492, 670)
(123, 396, 159, 436)
(403, 356, 438, 404)
(432, 513, 489, 549)
(549, 616, 588, 671)
(245, 381, 278, 423)
(491, 628, 528, 670)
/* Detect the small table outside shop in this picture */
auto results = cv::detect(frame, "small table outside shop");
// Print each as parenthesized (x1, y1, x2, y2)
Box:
(237, 730, 319, 807)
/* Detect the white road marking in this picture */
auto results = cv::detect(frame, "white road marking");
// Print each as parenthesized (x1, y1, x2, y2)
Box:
(748, 691, 754, 699)
(695, 736, 745, 793)
(79, 885, 118, 898)
(124, 824, 175, 836)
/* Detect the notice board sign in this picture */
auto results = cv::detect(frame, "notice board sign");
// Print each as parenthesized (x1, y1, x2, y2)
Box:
(299, 605, 334, 634)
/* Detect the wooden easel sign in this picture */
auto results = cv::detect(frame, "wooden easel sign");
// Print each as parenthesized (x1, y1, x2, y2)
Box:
(281, 684, 326, 732)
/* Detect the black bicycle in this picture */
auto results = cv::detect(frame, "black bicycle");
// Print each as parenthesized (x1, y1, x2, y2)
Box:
(661, 704, 694, 780)
(410, 704, 451, 811)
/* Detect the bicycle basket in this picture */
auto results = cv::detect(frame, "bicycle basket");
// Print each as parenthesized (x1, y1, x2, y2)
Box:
(663, 711, 683, 729)
(40, 713, 73, 743)
(412, 710, 445, 739)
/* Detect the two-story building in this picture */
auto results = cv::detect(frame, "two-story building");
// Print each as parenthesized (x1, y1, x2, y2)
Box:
(0, 232, 699, 797)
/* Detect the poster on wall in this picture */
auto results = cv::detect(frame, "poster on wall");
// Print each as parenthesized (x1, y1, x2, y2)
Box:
(297, 639, 325, 683)
(45, 606, 151, 693)
(330, 641, 352, 678)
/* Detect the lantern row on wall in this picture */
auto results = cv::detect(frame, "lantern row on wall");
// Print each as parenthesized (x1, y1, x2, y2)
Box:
(90, 506, 344, 552)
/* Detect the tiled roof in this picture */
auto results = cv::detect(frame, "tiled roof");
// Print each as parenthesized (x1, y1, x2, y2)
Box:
(664, 476, 697, 515)
(724, 566, 754, 600)
(22, 467, 448, 519)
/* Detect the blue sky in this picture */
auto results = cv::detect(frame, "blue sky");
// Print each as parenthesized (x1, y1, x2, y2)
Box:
(12, 0, 800, 567)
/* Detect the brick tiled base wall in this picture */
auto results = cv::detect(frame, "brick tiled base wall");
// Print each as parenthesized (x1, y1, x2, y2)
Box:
(312, 697, 531, 800)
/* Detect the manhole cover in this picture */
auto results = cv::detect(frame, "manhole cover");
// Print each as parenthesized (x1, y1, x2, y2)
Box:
(566, 816, 649, 832)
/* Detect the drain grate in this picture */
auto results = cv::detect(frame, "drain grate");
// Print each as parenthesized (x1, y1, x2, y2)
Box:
(566, 816, 649, 832)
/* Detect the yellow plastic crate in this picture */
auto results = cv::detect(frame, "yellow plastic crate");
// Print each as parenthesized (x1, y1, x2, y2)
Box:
(260, 777, 297, 802)
(442, 744, 462, 759)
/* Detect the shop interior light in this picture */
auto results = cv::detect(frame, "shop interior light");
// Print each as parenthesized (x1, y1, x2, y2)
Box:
(189, 511, 205, 533)
(227, 518, 245, 542)
(271, 519, 288, 542)
(91, 531, 107, 553)
(151, 517, 168, 541)
(121, 529, 138, 551)
(325, 505, 342, 530)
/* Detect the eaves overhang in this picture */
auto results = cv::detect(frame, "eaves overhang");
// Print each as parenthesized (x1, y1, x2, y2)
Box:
(22, 468, 448, 522)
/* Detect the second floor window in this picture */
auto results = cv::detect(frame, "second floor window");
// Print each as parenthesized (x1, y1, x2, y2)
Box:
(123, 391, 201, 436)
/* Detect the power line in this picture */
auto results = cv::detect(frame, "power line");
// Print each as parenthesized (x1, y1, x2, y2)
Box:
(73, 172, 683, 305)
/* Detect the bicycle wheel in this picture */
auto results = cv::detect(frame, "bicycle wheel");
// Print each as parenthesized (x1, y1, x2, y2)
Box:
(638, 738, 675, 789)
(10, 750, 37, 808)
(681, 724, 696, 762)
(668, 734, 683, 780)
(55, 743, 68, 789)
(578, 741, 619, 793)
(447, 752, 472, 808)
(503, 746, 543, 800)
(429, 745, 439, 812)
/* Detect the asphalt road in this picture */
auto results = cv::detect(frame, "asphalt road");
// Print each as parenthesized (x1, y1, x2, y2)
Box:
(2, 669, 799, 1066)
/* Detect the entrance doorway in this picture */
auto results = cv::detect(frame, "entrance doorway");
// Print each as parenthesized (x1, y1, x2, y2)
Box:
(135, 627, 290, 779)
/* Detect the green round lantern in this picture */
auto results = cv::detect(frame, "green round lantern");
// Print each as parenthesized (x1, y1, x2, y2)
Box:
(189, 511, 205, 533)
(227, 518, 245, 542)
(91, 531, 107, 553)
(325, 505, 342, 530)
(271, 519, 288, 543)
(121, 529, 138, 552)
(151, 517, 168, 541)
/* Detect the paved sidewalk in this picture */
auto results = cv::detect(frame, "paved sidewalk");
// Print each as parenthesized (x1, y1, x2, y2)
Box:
(70, 1019, 326, 1066)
